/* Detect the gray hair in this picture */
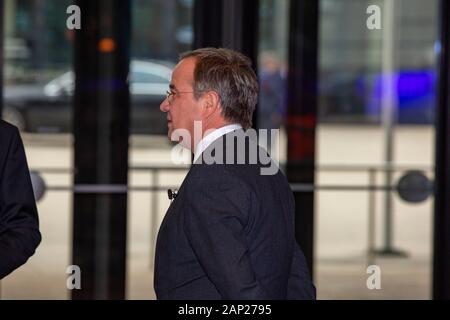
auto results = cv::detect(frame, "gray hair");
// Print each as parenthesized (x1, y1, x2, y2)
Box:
(180, 47, 258, 129)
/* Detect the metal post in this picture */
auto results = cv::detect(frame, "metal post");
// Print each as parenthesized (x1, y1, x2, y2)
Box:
(193, 0, 223, 49)
(286, 0, 319, 276)
(377, 0, 406, 257)
(367, 168, 376, 266)
(150, 169, 159, 269)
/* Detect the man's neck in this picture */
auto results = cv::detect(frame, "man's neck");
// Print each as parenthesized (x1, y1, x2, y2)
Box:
(192, 123, 242, 162)
(193, 121, 232, 153)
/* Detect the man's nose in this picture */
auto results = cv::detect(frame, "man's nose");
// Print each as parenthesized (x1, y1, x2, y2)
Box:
(160, 99, 170, 113)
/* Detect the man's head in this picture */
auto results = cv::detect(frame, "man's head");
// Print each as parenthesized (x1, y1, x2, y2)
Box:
(160, 47, 258, 150)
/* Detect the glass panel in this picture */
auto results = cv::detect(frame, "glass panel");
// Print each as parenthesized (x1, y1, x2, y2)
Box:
(316, 0, 437, 299)
(258, 0, 289, 165)
(127, 0, 193, 299)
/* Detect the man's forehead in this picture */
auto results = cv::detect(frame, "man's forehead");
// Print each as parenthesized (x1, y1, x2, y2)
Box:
(172, 58, 196, 83)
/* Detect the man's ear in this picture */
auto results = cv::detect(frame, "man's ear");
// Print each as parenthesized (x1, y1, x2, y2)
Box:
(202, 90, 221, 117)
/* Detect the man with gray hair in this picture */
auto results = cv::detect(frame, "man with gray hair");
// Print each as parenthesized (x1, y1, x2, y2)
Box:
(154, 47, 315, 299)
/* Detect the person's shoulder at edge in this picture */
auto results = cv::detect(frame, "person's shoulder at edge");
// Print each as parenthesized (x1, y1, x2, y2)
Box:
(0, 119, 41, 279)
(0, 120, 21, 155)
(0, 119, 18, 136)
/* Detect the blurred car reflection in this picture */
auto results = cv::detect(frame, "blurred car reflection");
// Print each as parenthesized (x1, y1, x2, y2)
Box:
(318, 69, 436, 125)
(3, 60, 174, 134)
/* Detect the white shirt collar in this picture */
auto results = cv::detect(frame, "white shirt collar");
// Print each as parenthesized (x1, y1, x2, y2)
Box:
(193, 124, 242, 163)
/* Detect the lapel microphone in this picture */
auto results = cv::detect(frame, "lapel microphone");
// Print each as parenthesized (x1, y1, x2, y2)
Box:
(167, 189, 178, 200)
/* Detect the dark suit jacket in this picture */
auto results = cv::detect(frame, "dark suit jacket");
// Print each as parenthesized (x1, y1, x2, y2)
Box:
(0, 120, 41, 279)
(154, 129, 315, 299)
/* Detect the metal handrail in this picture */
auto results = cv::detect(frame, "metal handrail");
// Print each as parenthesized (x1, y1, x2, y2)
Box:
(32, 163, 434, 174)
(29, 163, 435, 269)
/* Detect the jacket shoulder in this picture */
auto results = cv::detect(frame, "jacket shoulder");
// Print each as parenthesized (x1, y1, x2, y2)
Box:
(0, 121, 20, 165)
(0, 120, 19, 139)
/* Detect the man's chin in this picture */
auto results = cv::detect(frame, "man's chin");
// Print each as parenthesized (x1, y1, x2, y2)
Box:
(168, 130, 192, 150)
(167, 126, 176, 140)
(168, 129, 182, 142)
